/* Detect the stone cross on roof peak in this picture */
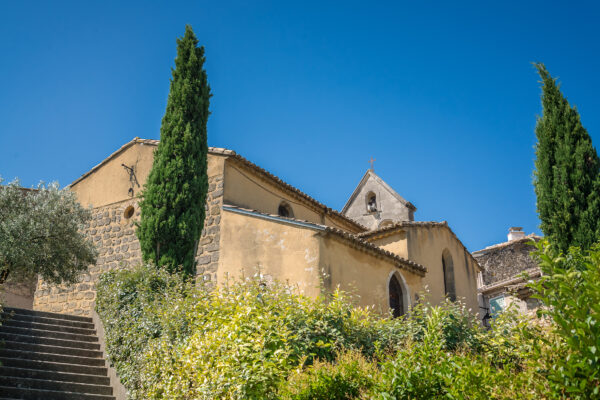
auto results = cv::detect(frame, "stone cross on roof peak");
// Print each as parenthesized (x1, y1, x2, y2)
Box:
(368, 157, 376, 171)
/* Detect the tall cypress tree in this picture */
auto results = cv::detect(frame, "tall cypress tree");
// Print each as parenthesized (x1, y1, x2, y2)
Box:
(137, 25, 210, 275)
(533, 63, 600, 252)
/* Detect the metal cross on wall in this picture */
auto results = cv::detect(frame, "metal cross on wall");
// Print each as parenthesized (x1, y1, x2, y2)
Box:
(121, 164, 140, 197)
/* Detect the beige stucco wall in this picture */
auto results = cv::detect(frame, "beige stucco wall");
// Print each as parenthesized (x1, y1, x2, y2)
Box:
(71, 143, 156, 208)
(319, 236, 422, 314)
(406, 227, 479, 312)
(218, 208, 424, 315)
(223, 161, 358, 233)
(71, 143, 227, 209)
(370, 227, 479, 313)
(218, 209, 322, 297)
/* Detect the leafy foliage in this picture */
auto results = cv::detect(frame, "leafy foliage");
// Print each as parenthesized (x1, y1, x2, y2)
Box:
(0, 178, 97, 285)
(279, 350, 379, 400)
(95, 264, 193, 396)
(137, 25, 210, 276)
(533, 63, 600, 252)
(96, 264, 556, 400)
(530, 240, 600, 399)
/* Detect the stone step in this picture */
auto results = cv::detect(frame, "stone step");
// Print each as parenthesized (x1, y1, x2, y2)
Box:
(0, 375, 111, 395)
(0, 308, 117, 399)
(0, 325, 98, 342)
(0, 332, 101, 350)
(2, 307, 92, 323)
(0, 340, 103, 358)
(1, 311, 95, 330)
(0, 366, 110, 387)
(1, 319, 96, 336)
(0, 357, 107, 376)
(0, 348, 105, 367)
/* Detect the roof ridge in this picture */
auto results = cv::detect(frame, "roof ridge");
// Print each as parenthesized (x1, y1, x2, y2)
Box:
(472, 234, 542, 255)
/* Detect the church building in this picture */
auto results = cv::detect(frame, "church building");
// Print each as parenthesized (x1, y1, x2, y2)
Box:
(32, 138, 482, 318)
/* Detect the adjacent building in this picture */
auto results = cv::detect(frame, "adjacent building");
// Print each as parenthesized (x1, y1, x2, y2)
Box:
(474, 227, 542, 318)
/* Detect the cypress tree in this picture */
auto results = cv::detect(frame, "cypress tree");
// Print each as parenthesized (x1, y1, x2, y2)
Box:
(137, 25, 210, 275)
(533, 63, 600, 252)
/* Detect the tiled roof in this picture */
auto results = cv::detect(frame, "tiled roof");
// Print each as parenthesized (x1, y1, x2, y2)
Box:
(357, 220, 481, 271)
(472, 234, 542, 256)
(69, 138, 366, 233)
(357, 221, 448, 238)
(223, 204, 427, 276)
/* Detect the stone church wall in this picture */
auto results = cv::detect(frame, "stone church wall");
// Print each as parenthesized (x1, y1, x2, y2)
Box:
(32, 173, 224, 316)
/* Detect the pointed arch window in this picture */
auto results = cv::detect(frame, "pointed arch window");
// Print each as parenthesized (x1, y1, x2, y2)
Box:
(389, 274, 405, 318)
(442, 249, 456, 301)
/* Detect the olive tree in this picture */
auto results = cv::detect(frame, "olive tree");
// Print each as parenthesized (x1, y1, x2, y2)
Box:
(0, 178, 97, 285)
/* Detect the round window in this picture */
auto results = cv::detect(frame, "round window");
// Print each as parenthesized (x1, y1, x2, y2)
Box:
(123, 205, 135, 219)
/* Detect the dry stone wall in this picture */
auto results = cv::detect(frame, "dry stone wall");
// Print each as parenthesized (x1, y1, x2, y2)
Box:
(33, 173, 224, 316)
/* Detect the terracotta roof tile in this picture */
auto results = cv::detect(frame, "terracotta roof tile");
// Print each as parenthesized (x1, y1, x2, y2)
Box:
(472, 234, 542, 256)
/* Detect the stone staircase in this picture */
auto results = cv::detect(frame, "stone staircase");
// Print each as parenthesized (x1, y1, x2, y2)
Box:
(0, 307, 115, 399)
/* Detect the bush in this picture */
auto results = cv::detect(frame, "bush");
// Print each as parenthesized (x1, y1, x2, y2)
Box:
(279, 350, 379, 400)
(530, 240, 600, 399)
(97, 264, 552, 400)
(98, 266, 407, 399)
(95, 264, 194, 397)
(376, 306, 548, 400)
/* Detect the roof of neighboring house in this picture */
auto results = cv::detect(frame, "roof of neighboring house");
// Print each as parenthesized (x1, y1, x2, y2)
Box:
(356, 220, 481, 271)
(223, 204, 427, 276)
(69, 137, 366, 233)
(472, 234, 542, 256)
(341, 169, 416, 214)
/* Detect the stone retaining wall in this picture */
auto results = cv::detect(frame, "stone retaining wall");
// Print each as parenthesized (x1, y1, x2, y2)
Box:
(33, 173, 224, 316)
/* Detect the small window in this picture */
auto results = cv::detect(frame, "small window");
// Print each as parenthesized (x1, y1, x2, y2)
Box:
(366, 192, 377, 213)
(278, 202, 293, 218)
(123, 205, 135, 219)
(489, 295, 506, 315)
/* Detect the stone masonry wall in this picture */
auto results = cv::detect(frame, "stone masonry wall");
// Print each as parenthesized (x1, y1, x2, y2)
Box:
(474, 240, 539, 286)
(33, 173, 224, 316)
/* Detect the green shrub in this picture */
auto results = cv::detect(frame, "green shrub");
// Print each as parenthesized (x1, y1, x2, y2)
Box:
(95, 264, 195, 398)
(279, 350, 379, 400)
(97, 264, 554, 399)
(530, 240, 600, 399)
(375, 307, 547, 400)
(97, 266, 407, 399)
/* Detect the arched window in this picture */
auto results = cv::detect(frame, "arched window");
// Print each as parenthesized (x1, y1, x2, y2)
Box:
(278, 202, 294, 218)
(366, 192, 377, 213)
(442, 249, 456, 301)
(389, 273, 405, 317)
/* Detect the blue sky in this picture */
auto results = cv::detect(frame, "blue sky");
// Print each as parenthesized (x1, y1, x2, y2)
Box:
(1, 1, 599, 251)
